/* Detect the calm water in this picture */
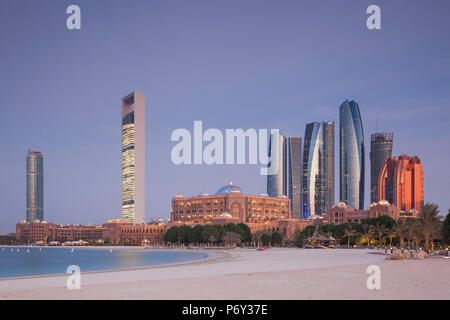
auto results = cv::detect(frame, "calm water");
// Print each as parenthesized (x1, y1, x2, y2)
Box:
(0, 246, 210, 279)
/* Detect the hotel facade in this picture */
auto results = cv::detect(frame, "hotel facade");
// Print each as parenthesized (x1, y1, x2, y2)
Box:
(121, 91, 146, 224)
(170, 182, 312, 239)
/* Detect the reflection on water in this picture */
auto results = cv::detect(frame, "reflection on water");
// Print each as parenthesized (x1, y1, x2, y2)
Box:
(0, 247, 209, 279)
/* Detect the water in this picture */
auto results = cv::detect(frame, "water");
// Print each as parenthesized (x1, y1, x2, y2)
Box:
(0, 246, 210, 279)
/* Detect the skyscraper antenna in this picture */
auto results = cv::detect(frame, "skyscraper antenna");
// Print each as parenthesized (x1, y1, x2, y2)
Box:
(376, 118, 378, 133)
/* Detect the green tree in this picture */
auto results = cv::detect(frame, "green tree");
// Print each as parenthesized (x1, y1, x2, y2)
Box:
(271, 231, 283, 247)
(417, 202, 442, 251)
(343, 226, 358, 247)
(261, 233, 271, 246)
(441, 209, 450, 246)
(201, 225, 220, 245)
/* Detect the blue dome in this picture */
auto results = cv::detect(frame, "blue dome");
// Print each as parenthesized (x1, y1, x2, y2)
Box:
(215, 182, 246, 195)
(198, 191, 210, 196)
(258, 192, 269, 197)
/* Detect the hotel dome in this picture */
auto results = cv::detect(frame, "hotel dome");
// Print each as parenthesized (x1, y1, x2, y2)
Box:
(215, 182, 246, 195)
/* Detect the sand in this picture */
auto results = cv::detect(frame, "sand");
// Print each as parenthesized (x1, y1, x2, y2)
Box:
(0, 248, 448, 299)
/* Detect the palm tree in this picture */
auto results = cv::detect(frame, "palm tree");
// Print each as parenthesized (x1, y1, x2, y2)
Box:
(360, 224, 374, 246)
(395, 219, 409, 248)
(373, 223, 388, 246)
(417, 203, 442, 251)
(386, 228, 397, 247)
(343, 227, 357, 247)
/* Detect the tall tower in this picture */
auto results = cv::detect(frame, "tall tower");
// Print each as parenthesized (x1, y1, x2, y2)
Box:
(121, 92, 146, 224)
(302, 121, 334, 218)
(378, 155, 424, 212)
(26, 150, 44, 222)
(370, 132, 393, 203)
(267, 132, 287, 198)
(339, 99, 365, 210)
(288, 137, 302, 219)
(324, 121, 335, 211)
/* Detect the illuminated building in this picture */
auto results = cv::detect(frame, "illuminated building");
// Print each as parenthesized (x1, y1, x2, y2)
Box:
(170, 182, 312, 239)
(377, 155, 424, 212)
(267, 132, 287, 197)
(302, 121, 334, 218)
(322, 200, 418, 225)
(288, 137, 302, 219)
(26, 150, 44, 222)
(370, 132, 393, 203)
(339, 99, 365, 209)
(121, 92, 146, 224)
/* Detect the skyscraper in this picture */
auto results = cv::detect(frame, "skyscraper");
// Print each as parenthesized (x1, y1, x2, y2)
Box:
(378, 155, 424, 212)
(267, 132, 287, 198)
(302, 121, 334, 218)
(288, 137, 302, 219)
(26, 150, 43, 222)
(324, 121, 335, 211)
(339, 99, 365, 210)
(121, 91, 146, 224)
(370, 132, 393, 203)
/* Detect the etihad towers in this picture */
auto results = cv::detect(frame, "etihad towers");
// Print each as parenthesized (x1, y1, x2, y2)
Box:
(121, 91, 146, 224)
(339, 99, 365, 210)
(302, 121, 334, 218)
(267, 132, 287, 198)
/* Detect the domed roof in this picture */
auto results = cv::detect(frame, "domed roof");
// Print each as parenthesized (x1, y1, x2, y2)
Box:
(215, 182, 246, 195)
(198, 191, 210, 196)
(378, 199, 390, 206)
(336, 202, 347, 208)
(307, 214, 322, 220)
(258, 192, 269, 197)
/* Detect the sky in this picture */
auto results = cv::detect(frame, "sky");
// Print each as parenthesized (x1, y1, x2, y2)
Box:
(0, 0, 449, 232)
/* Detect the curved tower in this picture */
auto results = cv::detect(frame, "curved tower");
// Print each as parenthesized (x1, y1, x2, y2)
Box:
(339, 100, 365, 209)
(302, 121, 334, 218)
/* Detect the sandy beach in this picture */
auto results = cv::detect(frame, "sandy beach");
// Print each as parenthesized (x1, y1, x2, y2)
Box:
(0, 248, 448, 299)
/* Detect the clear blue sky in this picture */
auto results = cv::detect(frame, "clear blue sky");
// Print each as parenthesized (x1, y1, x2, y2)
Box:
(1, 0, 449, 232)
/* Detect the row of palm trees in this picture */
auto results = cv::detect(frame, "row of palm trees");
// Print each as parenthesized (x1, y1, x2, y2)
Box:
(342, 203, 443, 251)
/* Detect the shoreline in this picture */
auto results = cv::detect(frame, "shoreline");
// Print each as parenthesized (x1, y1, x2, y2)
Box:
(1, 248, 448, 299)
(0, 247, 227, 281)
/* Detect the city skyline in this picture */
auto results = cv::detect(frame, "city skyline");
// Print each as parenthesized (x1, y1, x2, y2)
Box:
(1, 1, 450, 232)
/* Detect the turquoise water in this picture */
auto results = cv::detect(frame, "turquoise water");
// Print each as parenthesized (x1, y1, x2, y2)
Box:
(0, 246, 210, 279)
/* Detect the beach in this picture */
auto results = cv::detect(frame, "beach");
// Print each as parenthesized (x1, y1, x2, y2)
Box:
(0, 248, 448, 299)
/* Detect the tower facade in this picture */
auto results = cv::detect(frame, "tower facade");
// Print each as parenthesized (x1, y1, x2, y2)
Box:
(121, 92, 146, 224)
(267, 132, 287, 198)
(370, 132, 393, 203)
(339, 99, 365, 210)
(26, 150, 44, 222)
(378, 155, 424, 212)
(302, 121, 334, 218)
(288, 137, 302, 219)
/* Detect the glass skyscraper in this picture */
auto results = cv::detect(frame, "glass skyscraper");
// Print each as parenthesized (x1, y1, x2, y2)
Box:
(339, 99, 365, 210)
(370, 132, 393, 203)
(302, 121, 334, 218)
(288, 137, 302, 219)
(26, 150, 43, 222)
(267, 132, 287, 198)
(121, 92, 146, 224)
